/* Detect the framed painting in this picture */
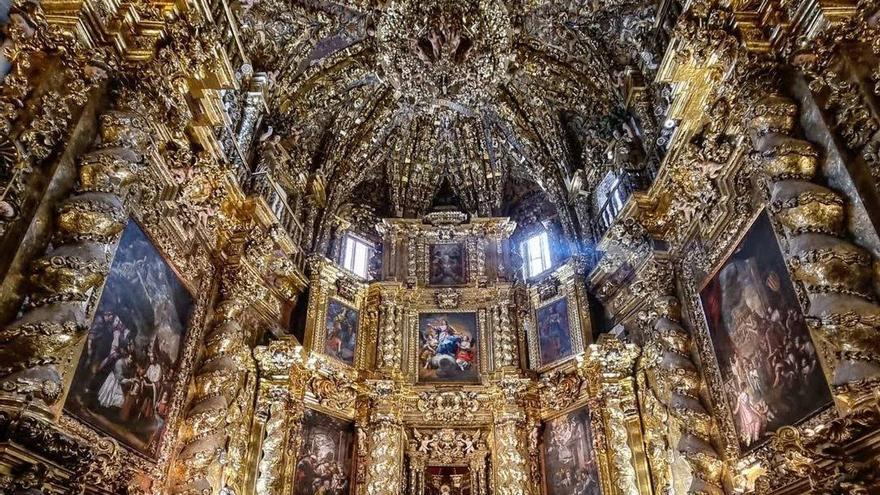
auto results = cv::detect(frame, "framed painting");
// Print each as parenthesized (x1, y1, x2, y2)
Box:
(543, 405, 601, 495)
(323, 298, 359, 365)
(699, 211, 831, 451)
(293, 408, 356, 495)
(65, 221, 195, 457)
(418, 312, 479, 383)
(535, 297, 574, 367)
(428, 243, 467, 286)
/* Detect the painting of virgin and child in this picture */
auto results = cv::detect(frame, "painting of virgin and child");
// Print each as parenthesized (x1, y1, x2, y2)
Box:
(293, 409, 355, 495)
(65, 221, 195, 456)
(418, 313, 479, 383)
(700, 212, 831, 450)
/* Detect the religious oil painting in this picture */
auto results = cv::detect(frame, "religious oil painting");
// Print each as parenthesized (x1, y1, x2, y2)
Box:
(543, 406, 601, 495)
(426, 466, 471, 495)
(294, 409, 355, 495)
(323, 298, 359, 365)
(429, 243, 466, 286)
(699, 212, 831, 451)
(65, 221, 195, 457)
(418, 312, 479, 383)
(535, 297, 574, 367)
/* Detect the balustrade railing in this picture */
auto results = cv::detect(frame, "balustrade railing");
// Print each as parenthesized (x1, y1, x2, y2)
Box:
(590, 166, 656, 241)
(249, 171, 306, 269)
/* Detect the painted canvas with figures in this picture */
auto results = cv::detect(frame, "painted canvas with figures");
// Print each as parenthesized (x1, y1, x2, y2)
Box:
(700, 212, 831, 450)
(65, 222, 194, 457)
(418, 312, 479, 383)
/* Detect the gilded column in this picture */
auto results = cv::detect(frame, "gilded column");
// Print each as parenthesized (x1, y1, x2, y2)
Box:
(749, 94, 880, 412)
(491, 377, 532, 495)
(0, 110, 149, 417)
(492, 300, 518, 369)
(253, 341, 306, 495)
(639, 295, 724, 495)
(469, 453, 488, 495)
(585, 337, 648, 495)
(364, 380, 405, 495)
(172, 267, 261, 494)
(408, 452, 426, 495)
(376, 293, 402, 373)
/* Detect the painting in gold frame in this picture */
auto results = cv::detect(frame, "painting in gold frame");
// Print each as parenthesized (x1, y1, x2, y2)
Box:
(698, 211, 831, 451)
(417, 312, 479, 383)
(65, 221, 195, 457)
(428, 243, 467, 286)
(293, 408, 356, 495)
(535, 297, 574, 368)
(322, 298, 359, 366)
(542, 404, 601, 495)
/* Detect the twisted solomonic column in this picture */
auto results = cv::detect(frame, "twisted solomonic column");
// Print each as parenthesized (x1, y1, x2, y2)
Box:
(639, 296, 724, 495)
(172, 269, 261, 494)
(0, 110, 149, 417)
(749, 94, 880, 412)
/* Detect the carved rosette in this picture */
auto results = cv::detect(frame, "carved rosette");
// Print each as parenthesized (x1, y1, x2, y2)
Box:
(749, 94, 880, 411)
(0, 110, 149, 415)
(639, 296, 724, 495)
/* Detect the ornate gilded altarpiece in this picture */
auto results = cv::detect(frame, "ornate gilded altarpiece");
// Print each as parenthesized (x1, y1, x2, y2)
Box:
(246, 214, 651, 495)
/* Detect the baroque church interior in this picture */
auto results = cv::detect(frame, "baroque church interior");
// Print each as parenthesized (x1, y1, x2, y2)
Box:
(2, 0, 880, 493)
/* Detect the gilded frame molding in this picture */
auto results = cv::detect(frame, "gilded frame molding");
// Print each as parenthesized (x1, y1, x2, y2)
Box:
(58, 213, 215, 483)
(679, 206, 839, 490)
(303, 258, 371, 371)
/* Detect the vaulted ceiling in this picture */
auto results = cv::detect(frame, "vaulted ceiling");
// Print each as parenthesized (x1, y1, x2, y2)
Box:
(237, 0, 661, 224)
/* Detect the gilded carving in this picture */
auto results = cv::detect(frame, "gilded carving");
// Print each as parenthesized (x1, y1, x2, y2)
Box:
(416, 391, 481, 423)
(5, 1, 880, 493)
(0, 110, 148, 414)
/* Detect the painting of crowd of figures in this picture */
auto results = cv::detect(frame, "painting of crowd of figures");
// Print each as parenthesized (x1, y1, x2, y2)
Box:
(66, 221, 195, 457)
(700, 212, 831, 450)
